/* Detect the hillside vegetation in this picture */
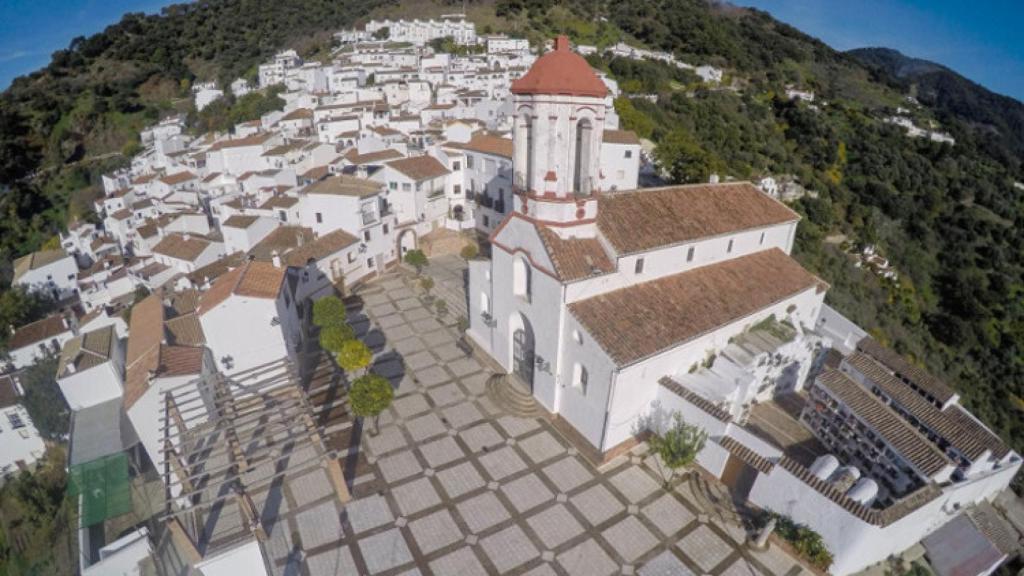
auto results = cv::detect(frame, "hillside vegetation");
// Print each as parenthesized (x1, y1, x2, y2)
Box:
(1, 0, 1023, 471)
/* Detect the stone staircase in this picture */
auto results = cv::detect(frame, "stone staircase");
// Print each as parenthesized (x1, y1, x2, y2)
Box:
(485, 374, 545, 417)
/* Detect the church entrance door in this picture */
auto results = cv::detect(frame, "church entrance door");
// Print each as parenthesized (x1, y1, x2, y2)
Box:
(512, 328, 534, 390)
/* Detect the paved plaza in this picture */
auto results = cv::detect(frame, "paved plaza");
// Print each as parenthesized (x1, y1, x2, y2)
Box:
(266, 257, 814, 575)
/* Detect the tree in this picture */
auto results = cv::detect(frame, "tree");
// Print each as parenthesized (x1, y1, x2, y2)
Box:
(649, 413, 707, 487)
(313, 296, 347, 328)
(403, 249, 428, 274)
(349, 373, 393, 434)
(337, 339, 372, 376)
(19, 355, 70, 441)
(371, 27, 390, 41)
(460, 243, 479, 260)
(654, 128, 721, 184)
(318, 323, 354, 354)
(419, 276, 434, 294)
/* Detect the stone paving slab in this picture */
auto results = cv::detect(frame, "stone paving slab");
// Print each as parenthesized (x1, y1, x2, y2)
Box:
(457, 491, 511, 534)
(570, 483, 625, 527)
(429, 546, 489, 576)
(408, 509, 463, 554)
(638, 550, 696, 576)
(418, 436, 465, 468)
(557, 538, 618, 576)
(391, 476, 441, 517)
(526, 504, 584, 549)
(480, 525, 538, 574)
(436, 461, 486, 499)
(542, 457, 593, 493)
(359, 528, 414, 573)
(344, 494, 394, 533)
(602, 515, 658, 563)
(678, 524, 734, 572)
(641, 492, 696, 538)
(500, 473, 555, 514)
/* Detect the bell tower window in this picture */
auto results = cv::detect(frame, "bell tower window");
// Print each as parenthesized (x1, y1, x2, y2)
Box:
(573, 119, 593, 196)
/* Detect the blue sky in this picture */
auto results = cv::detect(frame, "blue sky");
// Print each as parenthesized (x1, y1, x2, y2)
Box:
(739, 0, 1024, 101)
(1, 1, 1023, 101)
(0, 0, 175, 89)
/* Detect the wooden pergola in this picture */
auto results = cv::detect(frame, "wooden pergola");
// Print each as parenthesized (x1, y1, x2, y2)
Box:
(157, 355, 351, 564)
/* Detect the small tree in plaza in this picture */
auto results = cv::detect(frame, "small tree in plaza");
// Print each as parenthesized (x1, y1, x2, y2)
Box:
(460, 243, 479, 260)
(337, 339, 372, 376)
(349, 373, 393, 435)
(319, 323, 355, 354)
(403, 249, 428, 274)
(313, 295, 347, 328)
(649, 412, 707, 488)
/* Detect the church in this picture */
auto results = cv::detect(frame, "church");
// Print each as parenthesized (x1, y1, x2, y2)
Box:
(467, 37, 1021, 576)
(466, 35, 827, 459)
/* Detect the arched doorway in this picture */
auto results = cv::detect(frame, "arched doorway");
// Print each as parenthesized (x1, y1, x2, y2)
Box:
(509, 313, 535, 391)
(397, 229, 417, 257)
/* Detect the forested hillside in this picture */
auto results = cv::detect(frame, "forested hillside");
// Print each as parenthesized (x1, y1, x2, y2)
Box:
(1, 0, 1023, 473)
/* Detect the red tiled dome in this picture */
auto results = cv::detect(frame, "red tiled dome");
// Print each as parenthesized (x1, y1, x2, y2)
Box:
(510, 36, 608, 98)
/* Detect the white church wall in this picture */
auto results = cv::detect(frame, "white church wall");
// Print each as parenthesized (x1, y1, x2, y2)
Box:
(564, 221, 798, 304)
(553, 312, 620, 449)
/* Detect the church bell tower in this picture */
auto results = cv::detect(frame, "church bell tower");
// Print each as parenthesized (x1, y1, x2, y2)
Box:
(510, 36, 608, 236)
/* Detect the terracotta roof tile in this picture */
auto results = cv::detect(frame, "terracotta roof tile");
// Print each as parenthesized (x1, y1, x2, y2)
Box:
(445, 132, 513, 159)
(569, 249, 820, 366)
(602, 130, 641, 145)
(304, 174, 382, 197)
(152, 234, 211, 262)
(159, 171, 197, 185)
(0, 375, 19, 409)
(536, 227, 614, 281)
(386, 155, 450, 181)
(9, 315, 69, 350)
(282, 229, 359, 267)
(511, 36, 607, 98)
(597, 183, 799, 255)
(815, 368, 953, 477)
(844, 352, 1008, 461)
(855, 337, 956, 404)
(197, 260, 284, 315)
(222, 215, 261, 229)
(344, 148, 405, 165)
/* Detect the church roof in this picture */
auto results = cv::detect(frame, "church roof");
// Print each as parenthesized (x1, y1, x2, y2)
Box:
(597, 183, 799, 255)
(568, 249, 822, 366)
(510, 36, 607, 98)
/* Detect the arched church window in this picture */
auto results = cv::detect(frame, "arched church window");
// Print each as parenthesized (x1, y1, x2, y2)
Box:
(574, 119, 593, 195)
(513, 256, 531, 301)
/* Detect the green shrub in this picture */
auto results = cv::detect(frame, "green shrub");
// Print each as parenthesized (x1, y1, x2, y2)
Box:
(312, 296, 346, 328)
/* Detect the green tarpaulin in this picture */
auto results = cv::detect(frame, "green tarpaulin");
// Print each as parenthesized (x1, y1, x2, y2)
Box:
(67, 452, 132, 527)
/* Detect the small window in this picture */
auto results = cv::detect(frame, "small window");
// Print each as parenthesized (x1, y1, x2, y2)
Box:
(383, 223, 390, 234)
(727, 239, 734, 253)
(624, 150, 633, 159)
(367, 258, 375, 268)
(573, 364, 589, 396)
(453, 184, 462, 195)
(453, 161, 461, 171)
(279, 209, 287, 222)
(467, 155, 474, 169)
(686, 246, 695, 262)
(389, 181, 397, 190)
(759, 231, 765, 245)
(634, 258, 644, 274)
(363, 230, 371, 242)
(483, 215, 490, 227)
(315, 212, 323, 224)
(402, 183, 412, 192)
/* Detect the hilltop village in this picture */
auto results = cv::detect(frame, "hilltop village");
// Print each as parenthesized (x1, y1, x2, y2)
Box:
(1, 16, 1020, 576)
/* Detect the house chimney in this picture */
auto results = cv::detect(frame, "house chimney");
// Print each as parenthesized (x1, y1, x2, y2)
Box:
(554, 36, 570, 52)
(272, 251, 282, 268)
